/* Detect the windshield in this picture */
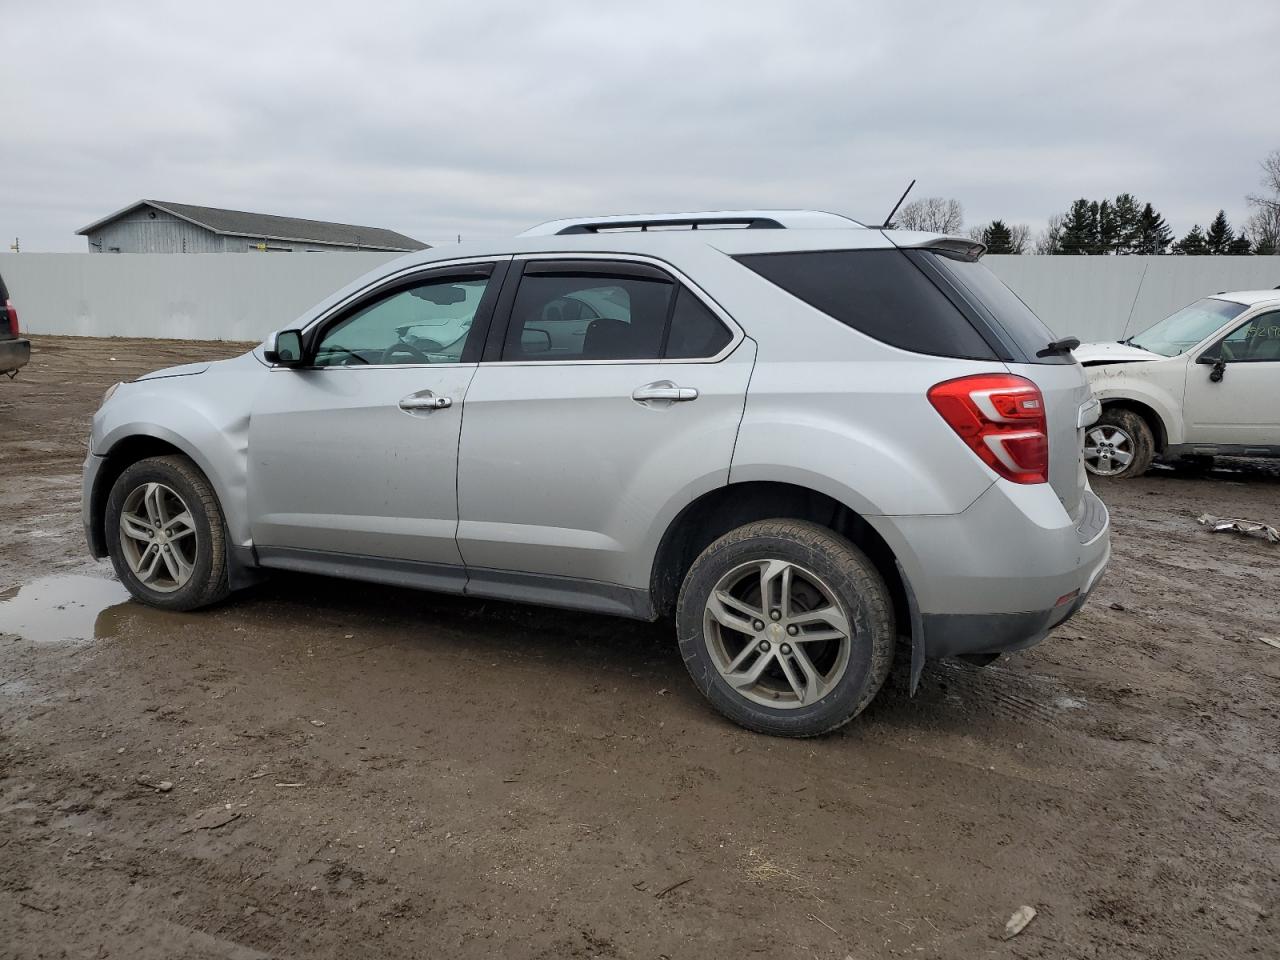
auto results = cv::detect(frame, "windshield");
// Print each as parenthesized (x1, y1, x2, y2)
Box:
(1127, 298, 1247, 357)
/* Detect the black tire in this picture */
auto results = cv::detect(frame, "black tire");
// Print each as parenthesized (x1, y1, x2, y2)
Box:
(675, 519, 894, 737)
(104, 454, 230, 611)
(1083, 407, 1155, 479)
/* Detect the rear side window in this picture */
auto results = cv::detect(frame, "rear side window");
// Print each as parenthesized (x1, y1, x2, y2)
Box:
(733, 250, 997, 360)
(501, 266, 735, 362)
(503, 273, 673, 361)
(921, 253, 1068, 364)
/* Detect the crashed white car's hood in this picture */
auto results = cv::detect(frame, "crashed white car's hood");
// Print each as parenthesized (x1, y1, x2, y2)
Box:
(1074, 341, 1163, 365)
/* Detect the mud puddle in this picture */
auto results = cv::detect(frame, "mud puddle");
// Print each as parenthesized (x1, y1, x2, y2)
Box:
(0, 574, 132, 644)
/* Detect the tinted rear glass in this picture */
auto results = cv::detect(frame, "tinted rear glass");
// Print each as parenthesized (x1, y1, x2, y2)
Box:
(733, 249, 997, 360)
(665, 287, 732, 358)
(922, 253, 1067, 363)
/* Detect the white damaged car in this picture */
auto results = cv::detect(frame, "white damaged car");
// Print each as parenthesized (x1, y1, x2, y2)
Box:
(1076, 291, 1280, 478)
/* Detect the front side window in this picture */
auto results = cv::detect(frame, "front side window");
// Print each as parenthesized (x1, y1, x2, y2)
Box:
(1128, 297, 1247, 358)
(313, 275, 490, 367)
(1212, 311, 1280, 362)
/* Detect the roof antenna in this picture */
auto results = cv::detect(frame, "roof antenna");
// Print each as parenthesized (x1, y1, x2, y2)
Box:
(880, 179, 916, 229)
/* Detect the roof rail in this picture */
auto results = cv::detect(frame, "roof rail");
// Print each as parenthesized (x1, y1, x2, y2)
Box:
(519, 209, 863, 237)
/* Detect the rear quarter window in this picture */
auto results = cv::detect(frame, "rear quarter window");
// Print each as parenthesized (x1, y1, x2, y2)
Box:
(733, 249, 998, 360)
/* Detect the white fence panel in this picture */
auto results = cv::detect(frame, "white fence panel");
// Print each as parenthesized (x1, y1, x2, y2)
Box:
(2, 252, 1278, 344)
(1, 252, 398, 341)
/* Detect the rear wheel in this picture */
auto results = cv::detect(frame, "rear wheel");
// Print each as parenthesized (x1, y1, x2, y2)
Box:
(1083, 408, 1155, 479)
(105, 455, 230, 611)
(676, 520, 894, 737)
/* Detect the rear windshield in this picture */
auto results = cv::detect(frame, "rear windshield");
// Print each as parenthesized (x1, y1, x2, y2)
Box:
(922, 253, 1069, 363)
(733, 249, 998, 360)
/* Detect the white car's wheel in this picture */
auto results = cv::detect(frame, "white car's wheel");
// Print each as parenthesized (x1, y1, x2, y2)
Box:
(1083, 408, 1155, 479)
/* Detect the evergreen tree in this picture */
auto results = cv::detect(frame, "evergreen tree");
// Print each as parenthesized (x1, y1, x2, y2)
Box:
(1205, 210, 1235, 255)
(1112, 193, 1142, 254)
(1173, 225, 1208, 255)
(1135, 203, 1173, 254)
(1097, 199, 1119, 254)
(981, 219, 1015, 254)
(1226, 235, 1252, 255)
(1059, 199, 1096, 255)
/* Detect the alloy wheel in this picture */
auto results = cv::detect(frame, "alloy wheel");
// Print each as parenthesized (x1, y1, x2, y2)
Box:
(1083, 424, 1135, 476)
(703, 559, 853, 709)
(118, 482, 198, 593)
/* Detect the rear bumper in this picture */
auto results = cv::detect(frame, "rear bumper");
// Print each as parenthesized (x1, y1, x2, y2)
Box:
(0, 337, 30, 374)
(870, 481, 1111, 659)
(919, 534, 1108, 657)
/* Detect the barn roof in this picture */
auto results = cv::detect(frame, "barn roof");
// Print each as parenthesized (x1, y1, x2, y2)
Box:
(76, 200, 428, 251)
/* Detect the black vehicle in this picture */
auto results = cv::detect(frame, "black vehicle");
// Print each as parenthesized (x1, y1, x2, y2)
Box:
(0, 269, 30, 377)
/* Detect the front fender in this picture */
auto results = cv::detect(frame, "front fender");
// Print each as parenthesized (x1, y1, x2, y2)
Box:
(91, 356, 264, 545)
(1086, 364, 1184, 445)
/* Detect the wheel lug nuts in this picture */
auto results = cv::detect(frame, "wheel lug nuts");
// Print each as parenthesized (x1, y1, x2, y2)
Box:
(753, 620, 765, 632)
(758, 640, 771, 652)
(770, 609, 781, 621)
(787, 624, 798, 636)
(780, 643, 792, 655)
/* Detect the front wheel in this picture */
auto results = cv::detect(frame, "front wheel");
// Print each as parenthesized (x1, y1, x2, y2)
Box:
(676, 520, 894, 737)
(105, 454, 230, 611)
(1083, 408, 1155, 479)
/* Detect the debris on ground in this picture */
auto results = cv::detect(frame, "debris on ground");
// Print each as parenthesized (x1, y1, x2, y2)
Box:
(178, 806, 241, 834)
(1259, 637, 1280, 651)
(1002, 905, 1037, 939)
(1197, 514, 1280, 543)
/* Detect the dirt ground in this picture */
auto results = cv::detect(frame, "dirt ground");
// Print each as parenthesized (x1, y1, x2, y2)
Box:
(1, 336, 1277, 959)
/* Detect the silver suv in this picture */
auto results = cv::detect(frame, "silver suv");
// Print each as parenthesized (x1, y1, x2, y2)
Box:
(83, 210, 1110, 736)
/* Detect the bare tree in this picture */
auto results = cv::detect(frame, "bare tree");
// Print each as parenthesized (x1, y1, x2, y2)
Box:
(1008, 224, 1031, 254)
(1246, 149, 1280, 253)
(1034, 214, 1064, 255)
(1246, 148, 1280, 213)
(895, 197, 964, 234)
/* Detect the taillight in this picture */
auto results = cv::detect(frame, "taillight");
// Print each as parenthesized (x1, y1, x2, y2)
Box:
(927, 374, 1048, 484)
(3, 299, 17, 337)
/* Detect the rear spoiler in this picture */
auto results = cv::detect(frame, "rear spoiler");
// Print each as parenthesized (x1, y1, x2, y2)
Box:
(882, 233, 986, 262)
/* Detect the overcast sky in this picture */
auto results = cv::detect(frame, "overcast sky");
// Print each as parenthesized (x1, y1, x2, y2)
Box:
(3, 1, 1278, 252)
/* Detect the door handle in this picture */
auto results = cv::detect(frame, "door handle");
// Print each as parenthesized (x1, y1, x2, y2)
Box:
(632, 381, 699, 403)
(399, 392, 453, 411)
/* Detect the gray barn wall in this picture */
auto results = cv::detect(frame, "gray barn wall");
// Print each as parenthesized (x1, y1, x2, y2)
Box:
(84, 209, 225, 254)
(2, 252, 1278, 343)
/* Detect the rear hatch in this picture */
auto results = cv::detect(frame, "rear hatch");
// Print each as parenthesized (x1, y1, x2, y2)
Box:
(907, 246, 1089, 517)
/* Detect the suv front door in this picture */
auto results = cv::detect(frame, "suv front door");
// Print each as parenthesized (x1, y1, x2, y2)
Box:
(1184, 310, 1280, 447)
(455, 256, 755, 612)
(248, 261, 507, 580)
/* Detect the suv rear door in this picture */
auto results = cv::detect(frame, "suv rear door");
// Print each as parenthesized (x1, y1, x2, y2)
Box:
(455, 256, 755, 608)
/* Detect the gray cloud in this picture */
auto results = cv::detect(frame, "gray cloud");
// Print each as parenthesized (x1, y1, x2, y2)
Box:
(3, 0, 1277, 251)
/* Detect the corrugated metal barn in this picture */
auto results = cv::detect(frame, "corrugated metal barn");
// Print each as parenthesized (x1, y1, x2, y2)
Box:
(76, 200, 428, 254)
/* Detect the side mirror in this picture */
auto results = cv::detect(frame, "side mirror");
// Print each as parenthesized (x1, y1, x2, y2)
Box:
(264, 329, 305, 367)
(1196, 353, 1227, 382)
(520, 329, 552, 354)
